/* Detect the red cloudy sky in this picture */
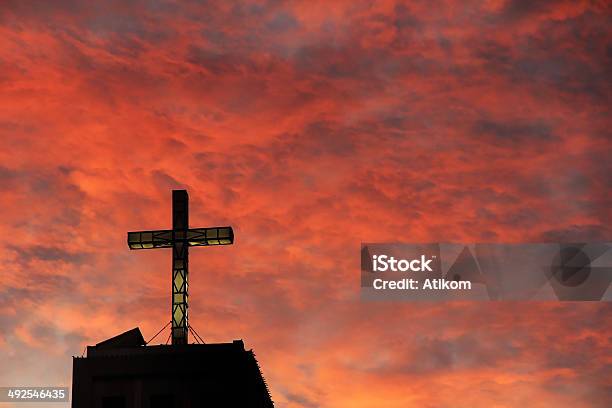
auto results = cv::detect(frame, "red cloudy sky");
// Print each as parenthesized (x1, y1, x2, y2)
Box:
(1, 1, 611, 407)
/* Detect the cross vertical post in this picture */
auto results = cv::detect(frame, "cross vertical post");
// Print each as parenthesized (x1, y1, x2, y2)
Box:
(172, 190, 189, 345)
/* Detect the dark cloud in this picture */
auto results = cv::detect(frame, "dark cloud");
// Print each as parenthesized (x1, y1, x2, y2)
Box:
(285, 392, 319, 408)
(498, 0, 560, 21)
(385, 333, 520, 375)
(473, 119, 556, 146)
(266, 11, 299, 32)
(476, 9, 611, 102)
(9, 245, 90, 265)
(273, 121, 358, 158)
(393, 4, 422, 31)
(539, 225, 611, 242)
(0, 286, 37, 307)
(0, 166, 18, 190)
(151, 170, 186, 191)
(186, 46, 254, 76)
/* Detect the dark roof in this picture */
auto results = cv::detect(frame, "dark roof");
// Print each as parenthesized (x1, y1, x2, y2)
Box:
(95, 327, 146, 349)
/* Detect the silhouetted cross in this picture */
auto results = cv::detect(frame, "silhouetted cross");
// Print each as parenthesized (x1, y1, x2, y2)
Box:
(127, 190, 234, 345)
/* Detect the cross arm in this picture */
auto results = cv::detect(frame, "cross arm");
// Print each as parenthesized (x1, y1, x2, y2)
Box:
(127, 227, 234, 249)
(184, 226, 234, 247)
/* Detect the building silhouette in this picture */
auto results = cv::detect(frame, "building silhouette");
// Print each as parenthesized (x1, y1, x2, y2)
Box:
(72, 328, 273, 407)
(72, 191, 273, 407)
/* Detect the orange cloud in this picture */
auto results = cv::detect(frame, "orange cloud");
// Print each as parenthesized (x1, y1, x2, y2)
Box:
(0, 1, 610, 407)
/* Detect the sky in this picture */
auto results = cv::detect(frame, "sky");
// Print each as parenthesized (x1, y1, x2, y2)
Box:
(0, 0, 611, 407)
